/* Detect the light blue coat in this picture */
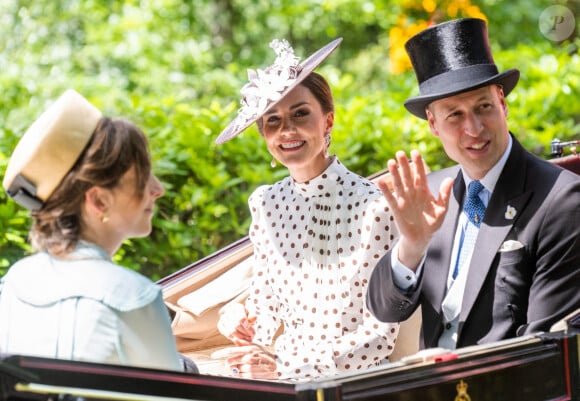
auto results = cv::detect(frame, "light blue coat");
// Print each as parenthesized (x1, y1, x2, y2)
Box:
(0, 241, 182, 371)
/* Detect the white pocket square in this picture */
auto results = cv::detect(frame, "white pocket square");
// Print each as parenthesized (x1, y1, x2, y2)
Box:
(499, 240, 525, 252)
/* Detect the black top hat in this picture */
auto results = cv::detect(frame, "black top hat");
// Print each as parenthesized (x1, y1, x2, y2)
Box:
(404, 18, 520, 119)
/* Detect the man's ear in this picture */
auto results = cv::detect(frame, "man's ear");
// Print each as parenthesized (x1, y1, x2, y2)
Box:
(84, 186, 111, 215)
(426, 108, 440, 137)
(496, 86, 508, 117)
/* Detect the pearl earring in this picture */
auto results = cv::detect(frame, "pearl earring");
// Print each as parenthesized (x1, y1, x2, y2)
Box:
(270, 158, 277, 168)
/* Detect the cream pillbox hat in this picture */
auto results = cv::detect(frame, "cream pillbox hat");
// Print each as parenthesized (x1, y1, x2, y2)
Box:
(3, 89, 103, 210)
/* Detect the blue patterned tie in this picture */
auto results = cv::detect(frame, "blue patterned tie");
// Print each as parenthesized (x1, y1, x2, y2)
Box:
(463, 181, 486, 227)
(452, 181, 486, 279)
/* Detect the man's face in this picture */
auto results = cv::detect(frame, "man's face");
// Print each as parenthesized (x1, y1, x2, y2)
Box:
(426, 85, 510, 180)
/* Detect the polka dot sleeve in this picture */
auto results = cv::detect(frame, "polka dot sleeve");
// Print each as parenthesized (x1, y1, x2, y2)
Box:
(245, 185, 283, 344)
(326, 197, 399, 372)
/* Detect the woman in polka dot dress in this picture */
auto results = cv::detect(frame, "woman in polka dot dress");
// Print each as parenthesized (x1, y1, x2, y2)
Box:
(215, 38, 400, 380)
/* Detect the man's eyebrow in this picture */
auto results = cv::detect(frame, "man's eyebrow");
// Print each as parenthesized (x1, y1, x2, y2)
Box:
(438, 93, 493, 113)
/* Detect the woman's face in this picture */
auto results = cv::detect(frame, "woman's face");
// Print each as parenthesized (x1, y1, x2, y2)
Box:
(260, 84, 334, 182)
(106, 167, 164, 240)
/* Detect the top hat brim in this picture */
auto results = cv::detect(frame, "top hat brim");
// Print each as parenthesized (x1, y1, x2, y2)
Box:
(215, 37, 343, 144)
(404, 68, 520, 120)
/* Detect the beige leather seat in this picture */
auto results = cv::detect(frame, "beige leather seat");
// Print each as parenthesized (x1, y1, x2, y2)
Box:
(388, 307, 421, 361)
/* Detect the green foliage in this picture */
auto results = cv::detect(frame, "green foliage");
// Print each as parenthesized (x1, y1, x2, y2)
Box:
(1, 0, 578, 279)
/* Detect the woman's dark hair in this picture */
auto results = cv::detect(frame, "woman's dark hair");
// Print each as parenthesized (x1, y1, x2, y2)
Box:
(29, 117, 151, 255)
(256, 71, 334, 132)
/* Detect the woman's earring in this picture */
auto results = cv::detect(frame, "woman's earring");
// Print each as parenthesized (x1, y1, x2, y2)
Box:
(270, 158, 277, 168)
(100, 212, 109, 223)
(325, 132, 332, 148)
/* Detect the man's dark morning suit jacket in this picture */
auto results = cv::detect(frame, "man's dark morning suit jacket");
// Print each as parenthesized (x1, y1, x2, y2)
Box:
(367, 135, 580, 349)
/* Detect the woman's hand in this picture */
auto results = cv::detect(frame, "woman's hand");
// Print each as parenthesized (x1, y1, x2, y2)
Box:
(217, 302, 255, 345)
(212, 344, 279, 379)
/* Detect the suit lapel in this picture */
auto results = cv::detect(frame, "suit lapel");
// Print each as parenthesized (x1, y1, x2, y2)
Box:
(423, 169, 462, 346)
(432, 174, 462, 304)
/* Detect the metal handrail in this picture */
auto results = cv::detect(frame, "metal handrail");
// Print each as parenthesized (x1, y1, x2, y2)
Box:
(550, 138, 580, 158)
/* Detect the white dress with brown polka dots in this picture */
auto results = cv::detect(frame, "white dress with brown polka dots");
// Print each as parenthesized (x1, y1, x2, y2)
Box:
(246, 157, 400, 379)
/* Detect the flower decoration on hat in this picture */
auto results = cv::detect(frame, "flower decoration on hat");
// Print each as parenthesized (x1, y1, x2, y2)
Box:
(504, 205, 517, 220)
(215, 37, 342, 144)
(233, 39, 303, 135)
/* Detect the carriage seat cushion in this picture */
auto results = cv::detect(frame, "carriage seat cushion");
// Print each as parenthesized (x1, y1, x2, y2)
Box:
(177, 256, 254, 317)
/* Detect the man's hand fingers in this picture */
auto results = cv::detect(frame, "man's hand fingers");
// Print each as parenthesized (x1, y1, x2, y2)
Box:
(387, 158, 404, 196)
(438, 177, 454, 207)
(377, 177, 396, 206)
(395, 151, 414, 191)
(410, 150, 428, 189)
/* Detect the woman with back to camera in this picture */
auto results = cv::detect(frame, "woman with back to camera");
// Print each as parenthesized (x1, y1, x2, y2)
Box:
(0, 89, 195, 372)
(215, 38, 400, 380)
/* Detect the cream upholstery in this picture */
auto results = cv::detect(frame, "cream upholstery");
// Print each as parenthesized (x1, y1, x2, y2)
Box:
(388, 307, 422, 361)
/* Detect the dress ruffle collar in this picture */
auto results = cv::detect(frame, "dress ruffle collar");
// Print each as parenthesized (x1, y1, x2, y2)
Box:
(294, 156, 348, 197)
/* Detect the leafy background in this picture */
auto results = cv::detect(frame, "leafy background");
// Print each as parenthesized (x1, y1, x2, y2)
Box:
(1, 0, 578, 280)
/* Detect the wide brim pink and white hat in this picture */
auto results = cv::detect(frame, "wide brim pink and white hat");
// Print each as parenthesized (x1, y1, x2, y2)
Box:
(215, 37, 343, 144)
(3, 89, 102, 210)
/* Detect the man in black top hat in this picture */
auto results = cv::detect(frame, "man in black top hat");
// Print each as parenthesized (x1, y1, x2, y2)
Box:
(367, 18, 580, 350)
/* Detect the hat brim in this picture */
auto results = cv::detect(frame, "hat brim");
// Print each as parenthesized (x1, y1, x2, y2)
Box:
(404, 68, 520, 119)
(216, 37, 343, 144)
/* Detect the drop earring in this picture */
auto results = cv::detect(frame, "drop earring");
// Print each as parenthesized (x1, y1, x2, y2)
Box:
(270, 158, 277, 168)
(325, 132, 332, 148)
(324, 131, 332, 157)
